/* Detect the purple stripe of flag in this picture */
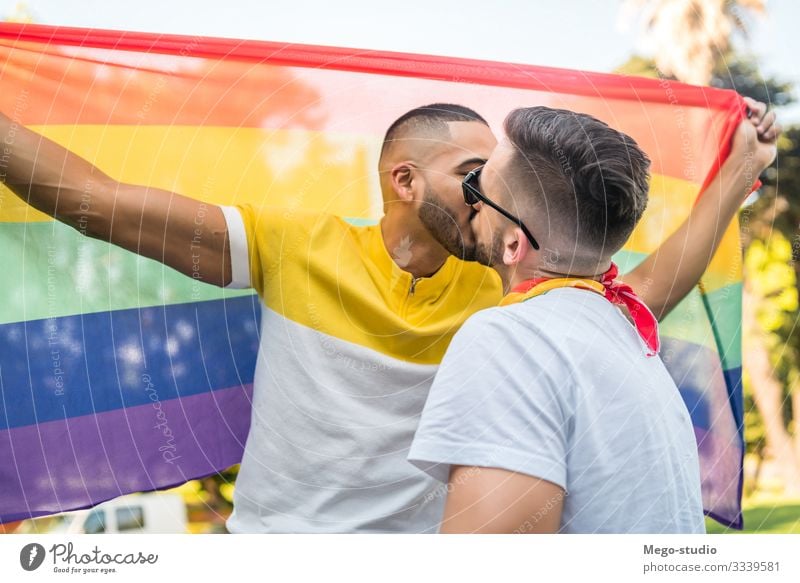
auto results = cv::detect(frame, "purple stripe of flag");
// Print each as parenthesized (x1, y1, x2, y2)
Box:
(0, 383, 252, 523)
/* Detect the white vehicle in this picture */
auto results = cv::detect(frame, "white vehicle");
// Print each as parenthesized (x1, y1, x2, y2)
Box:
(47, 492, 187, 534)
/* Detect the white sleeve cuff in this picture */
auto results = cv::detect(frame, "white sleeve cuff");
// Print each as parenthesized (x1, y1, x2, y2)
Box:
(219, 205, 251, 289)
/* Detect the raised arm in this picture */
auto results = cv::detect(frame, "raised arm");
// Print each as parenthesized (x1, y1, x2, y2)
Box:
(624, 97, 779, 320)
(0, 111, 232, 287)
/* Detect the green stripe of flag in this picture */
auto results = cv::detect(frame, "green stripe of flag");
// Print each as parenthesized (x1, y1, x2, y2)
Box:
(0, 221, 252, 325)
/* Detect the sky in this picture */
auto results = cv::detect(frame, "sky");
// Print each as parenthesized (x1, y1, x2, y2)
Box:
(1, 0, 797, 121)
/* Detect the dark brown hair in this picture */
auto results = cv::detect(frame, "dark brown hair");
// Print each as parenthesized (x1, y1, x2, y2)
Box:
(503, 106, 650, 254)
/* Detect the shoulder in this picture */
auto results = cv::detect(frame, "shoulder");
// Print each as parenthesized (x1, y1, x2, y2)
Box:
(449, 305, 523, 346)
(442, 301, 581, 408)
(502, 288, 622, 340)
(236, 205, 350, 233)
(230, 206, 370, 254)
(455, 300, 563, 348)
(444, 304, 572, 380)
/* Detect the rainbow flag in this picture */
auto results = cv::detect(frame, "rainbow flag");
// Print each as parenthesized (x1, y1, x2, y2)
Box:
(0, 23, 745, 528)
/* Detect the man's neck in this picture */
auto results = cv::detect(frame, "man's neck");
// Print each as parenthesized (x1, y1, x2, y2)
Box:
(380, 214, 450, 279)
(504, 261, 609, 293)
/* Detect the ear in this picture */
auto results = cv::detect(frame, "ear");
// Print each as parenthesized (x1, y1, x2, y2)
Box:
(502, 227, 531, 266)
(390, 162, 418, 202)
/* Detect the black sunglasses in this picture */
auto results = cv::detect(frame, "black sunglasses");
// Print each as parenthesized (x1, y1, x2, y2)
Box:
(462, 166, 540, 250)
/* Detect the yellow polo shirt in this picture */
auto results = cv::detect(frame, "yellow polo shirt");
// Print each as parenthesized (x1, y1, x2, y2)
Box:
(219, 205, 502, 532)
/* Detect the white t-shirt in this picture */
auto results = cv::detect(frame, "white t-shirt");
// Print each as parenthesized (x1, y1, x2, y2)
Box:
(408, 287, 706, 533)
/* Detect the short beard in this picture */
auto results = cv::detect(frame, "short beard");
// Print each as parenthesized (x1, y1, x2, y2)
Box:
(418, 186, 476, 261)
(473, 229, 505, 268)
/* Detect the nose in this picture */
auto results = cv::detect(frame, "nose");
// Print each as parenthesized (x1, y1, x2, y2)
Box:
(469, 204, 481, 223)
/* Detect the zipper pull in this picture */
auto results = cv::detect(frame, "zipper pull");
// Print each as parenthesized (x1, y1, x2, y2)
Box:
(409, 276, 420, 296)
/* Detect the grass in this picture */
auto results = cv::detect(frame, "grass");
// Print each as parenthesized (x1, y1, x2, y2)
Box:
(706, 496, 800, 533)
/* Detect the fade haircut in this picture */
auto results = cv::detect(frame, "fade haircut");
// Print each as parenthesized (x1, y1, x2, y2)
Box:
(380, 103, 488, 160)
(503, 106, 650, 255)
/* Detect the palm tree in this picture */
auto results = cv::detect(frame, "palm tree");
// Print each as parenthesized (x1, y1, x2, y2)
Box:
(625, 0, 765, 84)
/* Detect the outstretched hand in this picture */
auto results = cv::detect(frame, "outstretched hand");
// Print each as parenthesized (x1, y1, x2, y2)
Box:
(730, 96, 780, 174)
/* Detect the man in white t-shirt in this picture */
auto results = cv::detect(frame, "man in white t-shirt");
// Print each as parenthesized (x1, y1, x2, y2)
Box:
(408, 106, 709, 533)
